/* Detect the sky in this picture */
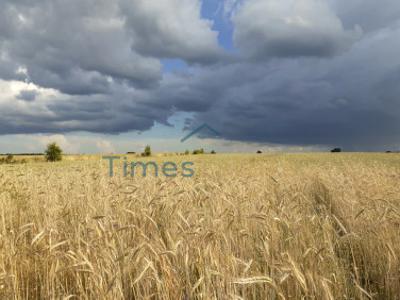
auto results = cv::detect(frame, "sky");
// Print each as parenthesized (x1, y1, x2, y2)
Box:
(0, 0, 400, 153)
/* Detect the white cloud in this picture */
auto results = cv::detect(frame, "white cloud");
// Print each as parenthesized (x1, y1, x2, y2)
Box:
(96, 139, 116, 154)
(0, 79, 59, 118)
(35, 134, 80, 153)
(223, 0, 243, 18)
(121, 0, 222, 63)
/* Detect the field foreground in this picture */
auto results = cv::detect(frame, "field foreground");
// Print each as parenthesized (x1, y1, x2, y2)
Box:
(0, 153, 400, 299)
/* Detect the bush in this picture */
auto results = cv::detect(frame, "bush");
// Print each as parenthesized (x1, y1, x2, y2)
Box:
(5, 154, 14, 163)
(142, 145, 152, 157)
(0, 154, 15, 164)
(193, 148, 204, 155)
(331, 148, 342, 153)
(45, 143, 63, 162)
(257, 150, 262, 154)
(211, 150, 216, 154)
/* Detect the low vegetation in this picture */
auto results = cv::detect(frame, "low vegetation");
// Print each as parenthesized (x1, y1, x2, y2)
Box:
(0, 153, 399, 299)
(0, 154, 15, 164)
(45, 143, 63, 162)
(141, 145, 152, 157)
(192, 148, 205, 155)
(0, 154, 27, 165)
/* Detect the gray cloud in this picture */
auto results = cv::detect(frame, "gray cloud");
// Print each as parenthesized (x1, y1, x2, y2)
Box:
(0, 0, 220, 95)
(232, 0, 362, 59)
(120, 0, 223, 63)
(180, 23, 400, 150)
(328, 0, 400, 33)
(1, 0, 400, 151)
(16, 89, 39, 102)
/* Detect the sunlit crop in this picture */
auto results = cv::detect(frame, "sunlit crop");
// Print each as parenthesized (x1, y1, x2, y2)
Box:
(0, 153, 399, 299)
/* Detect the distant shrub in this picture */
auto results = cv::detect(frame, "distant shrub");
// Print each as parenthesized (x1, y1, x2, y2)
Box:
(257, 150, 262, 154)
(5, 154, 14, 163)
(193, 148, 204, 155)
(0, 154, 16, 164)
(45, 143, 63, 162)
(211, 150, 216, 154)
(141, 145, 152, 157)
(331, 148, 342, 153)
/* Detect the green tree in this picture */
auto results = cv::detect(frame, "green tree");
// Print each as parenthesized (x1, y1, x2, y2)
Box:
(142, 145, 152, 157)
(45, 143, 63, 162)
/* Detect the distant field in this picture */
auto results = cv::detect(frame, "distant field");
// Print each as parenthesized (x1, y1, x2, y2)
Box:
(0, 153, 399, 299)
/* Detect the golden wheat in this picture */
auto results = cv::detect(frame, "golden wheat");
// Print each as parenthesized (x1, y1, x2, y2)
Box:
(0, 153, 399, 299)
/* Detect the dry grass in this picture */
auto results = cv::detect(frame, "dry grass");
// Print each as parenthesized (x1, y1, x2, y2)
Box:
(0, 153, 399, 299)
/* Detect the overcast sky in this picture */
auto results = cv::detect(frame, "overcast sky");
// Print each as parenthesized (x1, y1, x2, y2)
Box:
(0, 0, 399, 153)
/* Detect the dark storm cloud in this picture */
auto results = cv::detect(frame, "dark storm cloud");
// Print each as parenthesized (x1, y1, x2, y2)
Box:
(179, 22, 400, 150)
(0, 90, 154, 135)
(1, 0, 400, 150)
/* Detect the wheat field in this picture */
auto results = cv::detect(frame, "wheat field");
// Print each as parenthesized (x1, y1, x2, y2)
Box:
(0, 153, 399, 299)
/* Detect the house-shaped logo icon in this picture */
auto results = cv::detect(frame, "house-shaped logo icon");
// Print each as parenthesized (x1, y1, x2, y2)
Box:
(180, 123, 220, 143)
